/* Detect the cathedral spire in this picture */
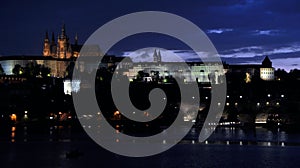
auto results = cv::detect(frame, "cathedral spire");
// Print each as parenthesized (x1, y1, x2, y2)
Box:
(158, 50, 162, 62)
(45, 31, 49, 41)
(75, 33, 78, 45)
(43, 31, 50, 56)
(61, 23, 66, 38)
(153, 49, 158, 62)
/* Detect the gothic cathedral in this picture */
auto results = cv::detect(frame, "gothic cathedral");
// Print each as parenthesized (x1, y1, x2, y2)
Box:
(43, 24, 81, 59)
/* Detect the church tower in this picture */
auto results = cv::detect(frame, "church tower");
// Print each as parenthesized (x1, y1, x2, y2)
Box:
(57, 24, 71, 59)
(43, 24, 81, 59)
(153, 49, 162, 63)
(43, 31, 51, 56)
(153, 49, 158, 62)
(260, 56, 274, 81)
(157, 50, 162, 62)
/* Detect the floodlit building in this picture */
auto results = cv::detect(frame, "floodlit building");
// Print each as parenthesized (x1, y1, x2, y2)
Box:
(260, 56, 275, 81)
(43, 24, 82, 59)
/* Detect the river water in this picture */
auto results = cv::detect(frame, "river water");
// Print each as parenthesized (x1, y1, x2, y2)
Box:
(0, 124, 300, 167)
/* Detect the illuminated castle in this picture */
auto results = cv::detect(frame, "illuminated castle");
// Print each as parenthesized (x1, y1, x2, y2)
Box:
(43, 24, 81, 59)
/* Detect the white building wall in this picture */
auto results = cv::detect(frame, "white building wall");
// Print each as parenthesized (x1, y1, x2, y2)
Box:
(260, 68, 275, 81)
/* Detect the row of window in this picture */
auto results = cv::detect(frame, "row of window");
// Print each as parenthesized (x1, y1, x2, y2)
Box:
(261, 71, 274, 74)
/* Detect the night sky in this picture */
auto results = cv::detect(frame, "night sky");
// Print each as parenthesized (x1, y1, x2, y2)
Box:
(1, 0, 300, 71)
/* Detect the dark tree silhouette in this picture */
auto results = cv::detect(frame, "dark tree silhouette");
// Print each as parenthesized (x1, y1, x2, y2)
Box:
(0, 64, 4, 75)
(12, 64, 23, 76)
(40, 65, 51, 78)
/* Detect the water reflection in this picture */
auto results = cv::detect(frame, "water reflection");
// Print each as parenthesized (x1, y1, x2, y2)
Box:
(1, 124, 298, 146)
(207, 126, 290, 145)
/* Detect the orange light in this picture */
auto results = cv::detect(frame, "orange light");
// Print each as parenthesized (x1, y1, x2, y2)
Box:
(11, 114, 17, 122)
(114, 111, 120, 115)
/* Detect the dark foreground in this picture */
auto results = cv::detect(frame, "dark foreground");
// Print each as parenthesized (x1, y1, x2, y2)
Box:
(1, 123, 300, 168)
(0, 140, 300, 168)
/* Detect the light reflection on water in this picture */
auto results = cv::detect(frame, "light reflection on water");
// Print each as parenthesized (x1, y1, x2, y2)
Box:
(0, 124, 297, 145)
(1, 124, 300, 168)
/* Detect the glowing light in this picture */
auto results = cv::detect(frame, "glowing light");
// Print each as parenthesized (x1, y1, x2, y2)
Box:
(11, 114, 17, 122)
(11, 126, 16, 132)
(63, 79, 81, 95)
(245, 72, 251, 83)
